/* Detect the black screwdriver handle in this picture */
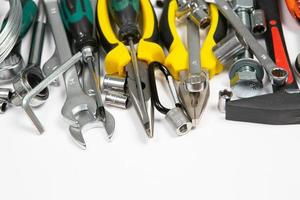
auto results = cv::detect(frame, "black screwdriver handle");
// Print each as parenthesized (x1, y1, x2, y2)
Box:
(108, 0, 140, 44)
(60, 0, 96, 52)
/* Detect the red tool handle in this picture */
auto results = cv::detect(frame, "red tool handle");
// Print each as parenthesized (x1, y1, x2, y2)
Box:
(256, 0, 298, 89)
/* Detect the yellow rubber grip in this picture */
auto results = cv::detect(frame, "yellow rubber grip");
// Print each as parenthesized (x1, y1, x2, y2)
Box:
(97, 0, 131, 76)
(163, 0, 188, 80)
(137, 0, 165, 65)
(201, 4, 224, 78)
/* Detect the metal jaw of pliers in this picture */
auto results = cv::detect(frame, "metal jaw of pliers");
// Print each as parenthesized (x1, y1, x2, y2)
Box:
(97, 0, 165, 138)
(159, 0, 210, 127)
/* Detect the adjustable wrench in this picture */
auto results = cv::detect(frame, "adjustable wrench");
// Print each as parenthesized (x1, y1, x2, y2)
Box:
(206, 0, 288, 86)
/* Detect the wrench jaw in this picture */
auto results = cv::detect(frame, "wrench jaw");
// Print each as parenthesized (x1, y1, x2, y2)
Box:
(179, 71, 210, 127)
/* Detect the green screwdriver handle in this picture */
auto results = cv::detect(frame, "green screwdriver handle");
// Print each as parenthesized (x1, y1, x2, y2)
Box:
(60, 0, 96, 52)
(108, 0, 140, 44)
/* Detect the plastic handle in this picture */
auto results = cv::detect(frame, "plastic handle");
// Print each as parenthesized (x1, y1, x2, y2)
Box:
(201, 4, 227, 78)
(60, 0, 95, 51)
(108, 0, 140, 43)
(159, 0, 188, 80)
(256, 0, 298, 89)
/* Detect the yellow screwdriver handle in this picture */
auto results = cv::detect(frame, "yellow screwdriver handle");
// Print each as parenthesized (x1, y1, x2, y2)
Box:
(201, 4, 227, 78)
(96, 0, 131, 77)
(159, 0, 188, 80)
(137, 0, 165, 65)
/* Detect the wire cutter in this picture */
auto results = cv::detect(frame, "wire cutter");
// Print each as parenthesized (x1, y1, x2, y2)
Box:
(97, 0, 165, 138)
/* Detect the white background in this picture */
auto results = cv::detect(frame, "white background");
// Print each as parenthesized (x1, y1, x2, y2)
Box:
(1, 0, 300, 200)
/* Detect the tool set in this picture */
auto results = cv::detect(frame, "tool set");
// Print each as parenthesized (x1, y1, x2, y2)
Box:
(0, 0, 300, 149)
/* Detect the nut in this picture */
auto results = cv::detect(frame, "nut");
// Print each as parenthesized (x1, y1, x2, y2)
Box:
(229, 58, 264, 98)
(231, 0, 254, 12)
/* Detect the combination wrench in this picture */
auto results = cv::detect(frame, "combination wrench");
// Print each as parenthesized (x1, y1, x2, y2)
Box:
(22, 0, 114, 149)
(206, 0, 288, 86)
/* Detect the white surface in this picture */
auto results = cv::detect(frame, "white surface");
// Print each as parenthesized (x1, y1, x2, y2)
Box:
(1, 1, 300, 200)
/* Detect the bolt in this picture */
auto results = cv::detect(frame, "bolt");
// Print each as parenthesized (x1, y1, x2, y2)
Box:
(229, 0, 264, 98)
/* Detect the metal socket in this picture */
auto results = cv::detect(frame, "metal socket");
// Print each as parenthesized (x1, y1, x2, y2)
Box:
(105, 91, 129, 109)
(251, 9, 267, 36)
(103, 75, 126, 93)
(218, 89, 233, 113)
(165, 107, 192, 136)
(12, 66, 49, 107)
(213, 33, 247, 66)
(0, 53, 24, 84)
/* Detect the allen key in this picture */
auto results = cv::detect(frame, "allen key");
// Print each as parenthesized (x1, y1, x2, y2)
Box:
(22, 52, 82, 134)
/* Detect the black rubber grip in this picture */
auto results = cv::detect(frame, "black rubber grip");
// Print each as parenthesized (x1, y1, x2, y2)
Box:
(213, 11, 227, 42)
(96, 7, 118, 53)
(144, 0, 160, 44)
(159, 0, 173, 50)
(256, 0, 298, 90)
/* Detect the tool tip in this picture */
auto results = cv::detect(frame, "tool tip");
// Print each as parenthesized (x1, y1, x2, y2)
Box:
(144, 124, 153, 138)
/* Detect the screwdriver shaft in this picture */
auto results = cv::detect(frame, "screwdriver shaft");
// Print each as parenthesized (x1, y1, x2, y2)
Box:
(86, 57, 106, 120)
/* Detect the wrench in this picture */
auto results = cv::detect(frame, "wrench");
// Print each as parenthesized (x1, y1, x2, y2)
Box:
(205, 0, 288, 86)
(39, 0, 104, 149)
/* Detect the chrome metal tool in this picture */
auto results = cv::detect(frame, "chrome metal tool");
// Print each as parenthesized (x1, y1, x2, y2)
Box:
(24, 0, 115, 149)
(176, 0, 210, 127)
(206, 0, 288, 87)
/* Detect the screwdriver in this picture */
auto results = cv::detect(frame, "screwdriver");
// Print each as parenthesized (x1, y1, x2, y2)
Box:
(108, 0, 152, 136)
(60, 0, 107, 121)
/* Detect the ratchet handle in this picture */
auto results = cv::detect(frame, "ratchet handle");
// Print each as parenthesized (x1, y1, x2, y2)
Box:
(159, 0, 188, 80)
(60, 0, 96, 51)
(256, 0, 298, 89)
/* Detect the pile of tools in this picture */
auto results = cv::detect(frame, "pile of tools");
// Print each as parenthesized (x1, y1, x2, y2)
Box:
(0, 0, 300, 149)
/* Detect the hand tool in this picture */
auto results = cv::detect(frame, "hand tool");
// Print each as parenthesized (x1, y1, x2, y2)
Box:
(0, 0, 38, 84)
(201, 4, 227, 78)
(227, 0, 265, 98)
(285, 0, 300, 21)
(10, 0, 49, 108)
(224, 0, 300, 125)
(159, 0, 210, 127)
(149, 62, 192, 136)
(30, 0, 114, 149)
(109, 0, 151, 137)
(97, 0, 165, 138)
(256, 0, 298, 91)
(60, 0, 115, 140)
(0, 0, 22, 64)
(206, 0, 288, 87)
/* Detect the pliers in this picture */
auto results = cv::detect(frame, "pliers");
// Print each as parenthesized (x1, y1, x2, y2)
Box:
(159, 0, 226, 126)
(97, 0, 165, 138)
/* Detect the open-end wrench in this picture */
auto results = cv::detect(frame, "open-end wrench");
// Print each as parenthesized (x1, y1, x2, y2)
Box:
(205, 0, 288, 87)
(32, 0, 109, 149)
